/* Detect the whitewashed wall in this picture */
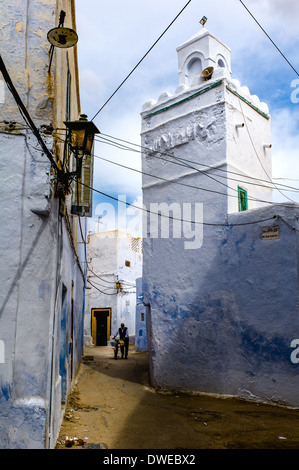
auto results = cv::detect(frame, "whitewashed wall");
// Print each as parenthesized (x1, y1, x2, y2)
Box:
(0, 0, 84, 448)
(141, 29, 299, 407)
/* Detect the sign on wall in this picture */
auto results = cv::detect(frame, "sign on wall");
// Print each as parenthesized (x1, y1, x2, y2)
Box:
(262, 225, 280, 240)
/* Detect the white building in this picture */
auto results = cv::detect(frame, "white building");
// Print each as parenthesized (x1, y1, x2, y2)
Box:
(141, 28, 299, 407)
(0, 1, 89, 448)
(84, 231, 142, 346)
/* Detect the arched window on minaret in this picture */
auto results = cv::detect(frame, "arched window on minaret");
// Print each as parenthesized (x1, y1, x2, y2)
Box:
(216, 54, 228, 70)
(187, 57, 202, 86)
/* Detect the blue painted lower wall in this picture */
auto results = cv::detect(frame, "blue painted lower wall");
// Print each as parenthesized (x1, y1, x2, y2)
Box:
(144, 204, 299, 407)
(0, 213, 85, 449)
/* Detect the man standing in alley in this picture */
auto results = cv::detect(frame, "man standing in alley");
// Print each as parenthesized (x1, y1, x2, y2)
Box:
(113, 323, 129, 359)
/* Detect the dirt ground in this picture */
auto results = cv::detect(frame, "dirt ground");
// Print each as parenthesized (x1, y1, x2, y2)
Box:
(55, 344, 299, 450)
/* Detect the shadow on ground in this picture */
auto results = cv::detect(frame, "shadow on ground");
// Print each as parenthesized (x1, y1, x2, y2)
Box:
(55, 345, 299, 450)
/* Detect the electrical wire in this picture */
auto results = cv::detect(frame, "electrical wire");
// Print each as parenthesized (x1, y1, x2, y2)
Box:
(238, 0, 299, 77)
(237, 96, 297, 204)
(51, 133, 299, 225)
(0, 53, 60, 172)
(76, 177, 279, 228)
(96, 134, 241, 196)
(87, 279, 136, 296)
(52, 130, 299, 211)
(88, 266, 117, 284)
(95, 137, 297, 207)
(54, 128, 298, 207)
(91, 0, 192, 121)
(94, 136, 298, 208)
(94, 151, 244, 200)
(84, 176, 299, 237)
(93, 149, 299, 195)
(275, 214, 299, 233)
(51, 129, 299, 217)
(273, 178, 299, 182)
(88, 276, 135, 294)
(96, 133, 299, 194)
(87, 277, 117, 291)
(87, 279, 119, 295)
(88, 257, 138, 295)
(53, 129, 299, 194)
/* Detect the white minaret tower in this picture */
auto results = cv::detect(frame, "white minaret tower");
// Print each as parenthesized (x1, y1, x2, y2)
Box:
(141, 26, 272, 219)
(140, 26, 274, 393)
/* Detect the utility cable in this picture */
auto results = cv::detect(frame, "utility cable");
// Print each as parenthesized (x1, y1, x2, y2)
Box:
(53, 129, 298, 208)
(0, 53, 60, 172)
(92, 151, 277, 207)
(52, 130, 299, 207)
(87, 277, 117, 291)
(85, 179, 299, 233)
(277, 215, 299, 233)
(88, 279, 135, 296)
(94, 137, 297, 207)
(93, 150, 299, 195)
(53, 129, 299, 193)
(91, 0, 192, 120)
(237, 96, 297, 204)
(238, 0, 299, 77)
(75, 177, 278, 228)
(88, 269, 136, 292)
(87, 279, 118, 295)
(96, 133, 299, 193)
(94, 152, 244, 200)
(88, 266, 118, 284)
(97, 134, 236, 192)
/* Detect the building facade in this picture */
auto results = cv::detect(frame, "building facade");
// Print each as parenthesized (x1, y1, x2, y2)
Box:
(141, 28, 299, 407)
(84, 231, 142, 347)
(0, 0, 88, 448)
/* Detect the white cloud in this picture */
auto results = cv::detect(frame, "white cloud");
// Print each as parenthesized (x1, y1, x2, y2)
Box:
(92, 121, 142, 199)
(270, 106, 299, 203)
(250, 0, 299, 19)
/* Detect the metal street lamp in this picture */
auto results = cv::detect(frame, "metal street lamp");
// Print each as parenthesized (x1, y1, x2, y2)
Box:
(64, 114, 100, 157)
(47, 10, 78, 73)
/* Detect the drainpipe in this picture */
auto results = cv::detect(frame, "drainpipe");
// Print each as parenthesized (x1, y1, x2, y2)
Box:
(46, 205, 63, 448)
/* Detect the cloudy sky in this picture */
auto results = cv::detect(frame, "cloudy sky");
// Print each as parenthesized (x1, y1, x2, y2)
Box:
(75, 0, 299, 233)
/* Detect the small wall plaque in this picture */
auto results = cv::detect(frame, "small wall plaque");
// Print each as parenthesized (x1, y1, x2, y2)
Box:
(262, 225, 280, 240)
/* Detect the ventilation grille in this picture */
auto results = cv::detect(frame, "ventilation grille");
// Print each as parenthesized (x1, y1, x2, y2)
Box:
(131, 237, 143, 253)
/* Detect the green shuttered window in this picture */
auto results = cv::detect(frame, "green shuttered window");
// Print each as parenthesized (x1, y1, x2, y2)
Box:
(238, 186, 248, 212)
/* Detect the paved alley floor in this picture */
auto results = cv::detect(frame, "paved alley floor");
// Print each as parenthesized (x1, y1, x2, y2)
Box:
(55, 345, 299, 450)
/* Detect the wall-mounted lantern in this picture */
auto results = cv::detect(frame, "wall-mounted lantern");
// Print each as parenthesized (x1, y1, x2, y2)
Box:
(63, 114, 99, 216)
(64, 114, 100, 158)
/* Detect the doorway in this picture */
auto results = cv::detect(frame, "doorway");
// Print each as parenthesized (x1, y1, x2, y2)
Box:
(92, 308, 111, 346)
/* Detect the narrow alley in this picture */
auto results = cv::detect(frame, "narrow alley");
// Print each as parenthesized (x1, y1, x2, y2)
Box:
(56, 345, 299, 450)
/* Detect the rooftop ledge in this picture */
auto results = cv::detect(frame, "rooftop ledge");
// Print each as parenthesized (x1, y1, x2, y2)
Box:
(142, 77, 270, 120)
